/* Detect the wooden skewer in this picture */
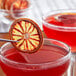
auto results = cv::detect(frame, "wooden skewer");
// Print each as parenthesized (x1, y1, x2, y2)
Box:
(0, 38, 19, 42)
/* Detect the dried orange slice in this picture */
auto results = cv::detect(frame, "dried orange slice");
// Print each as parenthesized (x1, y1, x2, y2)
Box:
(0, 0, 2, 9)
(11, 0, 29, 11)
(10, 0, 29, 18)
(59, 14, 76, 20)
(58, 13, 76, 24)
(9, 18, 43, 53)
(4, 0, 17, 10)
(55, 13, 76, 20)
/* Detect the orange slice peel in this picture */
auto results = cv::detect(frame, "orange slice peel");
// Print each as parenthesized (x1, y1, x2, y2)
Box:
(55, 13, 76, 21)
(9, 18, 43, 53)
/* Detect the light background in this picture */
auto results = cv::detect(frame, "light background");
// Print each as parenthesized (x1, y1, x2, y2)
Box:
(0, 0, 76, 32)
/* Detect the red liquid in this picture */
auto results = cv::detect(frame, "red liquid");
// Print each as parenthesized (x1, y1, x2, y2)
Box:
(0, 44, 70, 76)
(43, 13, 76, 52)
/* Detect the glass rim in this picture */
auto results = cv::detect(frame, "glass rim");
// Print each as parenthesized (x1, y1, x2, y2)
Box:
(42, 9, 76, 30)
(0, 38, 71, 66)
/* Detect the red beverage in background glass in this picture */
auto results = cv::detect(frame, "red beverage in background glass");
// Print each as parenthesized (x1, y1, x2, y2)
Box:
(0, 38, 70, 76)
(43, 10, 76, 53)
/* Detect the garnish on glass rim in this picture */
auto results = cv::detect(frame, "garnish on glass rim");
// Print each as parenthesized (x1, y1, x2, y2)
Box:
(9, 18, 43, 53)
(55, 13, 76, 22)
(10, 0, 29, 18)
(0, 0, 29, 21)
(1, 0, 29, 10)
(11, 0, 29, 11)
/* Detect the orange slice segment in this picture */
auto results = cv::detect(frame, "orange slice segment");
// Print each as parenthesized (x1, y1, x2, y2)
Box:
(0, 0, 3, 9)
(9, 18, 43, 53)
(11, 0, 29, 10)
(55, 13, 76, 20)
(58, 13, 76, 24)
(10, 0, 29, 18)
(4, 0, 17, 10)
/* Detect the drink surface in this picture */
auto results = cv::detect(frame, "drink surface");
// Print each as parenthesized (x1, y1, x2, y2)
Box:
(43, 13, 76, 52)
(0, 44, 70, 76)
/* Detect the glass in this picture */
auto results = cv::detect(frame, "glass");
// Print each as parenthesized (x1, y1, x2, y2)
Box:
(43, 9, 76, 53)
(0, 0, 32, 33)
(0, 38, 71, 76)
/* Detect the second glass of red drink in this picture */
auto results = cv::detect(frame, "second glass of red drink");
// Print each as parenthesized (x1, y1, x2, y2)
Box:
(43, 9, 76, 53)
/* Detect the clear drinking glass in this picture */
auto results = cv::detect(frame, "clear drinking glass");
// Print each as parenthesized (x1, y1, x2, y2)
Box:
(0, 38, 71, 76)
(0, 0, 32, 33)
(43, 9, 76, 53)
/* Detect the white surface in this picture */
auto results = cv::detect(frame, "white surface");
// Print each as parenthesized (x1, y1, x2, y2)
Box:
(0, 0, 76, 32)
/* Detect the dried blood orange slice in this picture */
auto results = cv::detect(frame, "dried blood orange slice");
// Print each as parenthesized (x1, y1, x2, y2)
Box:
(9, 18, 43, 53)
(59, 14, 76, 20)
(4, 0, 17, 10)
(11, 0, 29, 11)
(58, 13, 76, 24)
(0, 0, 3, 9)
(55, 13, 76, 21)
(10, 0, 29, 18)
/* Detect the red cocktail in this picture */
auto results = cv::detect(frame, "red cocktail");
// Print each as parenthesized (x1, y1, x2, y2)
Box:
(43, 10, 76, 53)
(0, 38, 70, 76)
